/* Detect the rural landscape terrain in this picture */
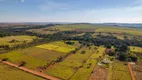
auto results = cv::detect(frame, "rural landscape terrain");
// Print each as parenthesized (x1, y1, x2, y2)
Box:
(0, 23, 142, 80)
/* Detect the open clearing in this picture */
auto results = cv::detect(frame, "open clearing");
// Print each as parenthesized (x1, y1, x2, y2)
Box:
(131, 63, 142, 80)
(130, 46, 142, 53)
(0, 35, 37, 47)
(46, 46, 105, 80)
(70, 47, 105, 80)
(0, 47, 65, 70)
(36, 41, 79, 53)
(0, 41, 80, 70)
(0, 63, 44, 80)
(112, 61, 132, 80)
(89, 66, 107, 80)
(96, 27, 142, 36)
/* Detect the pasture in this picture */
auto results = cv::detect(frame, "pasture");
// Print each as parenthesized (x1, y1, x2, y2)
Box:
(129, 46, 142, 53)
(131, 63, 142, 80)
(36, 41, 79, 53)
(112, 61, 131, 80)
(46, 46, 105, 80)
(0, 41, 80, 70)
(28, 28, 58, 35)
(0, 47, 65, 70)
(70, 47, 105, 80)
(0, 35, 37, 47)
(0, 63, 44, 80)
(96, 27, 142, 36)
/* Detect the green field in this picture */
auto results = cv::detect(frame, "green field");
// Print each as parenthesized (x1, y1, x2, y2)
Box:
(70, 47, 105, 80)
(0, 63, 44, 80)
(112, 61, 132, 80)
(28, 28, 58, 35)
(46, 46, 105, 80)
(0, 24, 142, 80)
(0, 50, 47, 69)
(0, 35, 37, 47)
(0, 47, 66, 69)
(36, 41, 79, 53)
(0, 41, 80, 70)
(129, 46, 142, 53)
(96, 27, 142, 36)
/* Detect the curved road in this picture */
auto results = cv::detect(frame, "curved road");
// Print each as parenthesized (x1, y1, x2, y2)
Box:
(0, 61, 60, 80)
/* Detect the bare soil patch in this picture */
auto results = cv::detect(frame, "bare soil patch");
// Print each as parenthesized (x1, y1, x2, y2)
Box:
(89, 66, 107, 80)
(73, 28, 96, 32)
(131, 63, 142, 80)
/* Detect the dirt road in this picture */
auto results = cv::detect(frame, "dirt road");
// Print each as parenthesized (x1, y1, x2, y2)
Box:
(128, 63, 136, 80)
(0, 61, 60, 80)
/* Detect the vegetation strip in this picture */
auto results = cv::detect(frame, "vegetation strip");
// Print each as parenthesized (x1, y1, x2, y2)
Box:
(128, 63, 136, 80)
(0, 60, 60, 80)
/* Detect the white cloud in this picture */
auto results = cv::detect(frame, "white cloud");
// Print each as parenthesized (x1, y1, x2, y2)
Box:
(39, 0, 68, 11)
(21, 0, 24, 2)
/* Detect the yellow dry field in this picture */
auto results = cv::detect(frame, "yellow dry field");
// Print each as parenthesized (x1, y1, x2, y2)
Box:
(36, 41, 79, 53)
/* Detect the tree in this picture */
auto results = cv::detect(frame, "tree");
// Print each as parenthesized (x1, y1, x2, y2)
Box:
(65, 41, 74, 45)
(18, 61, 26, 67)
(118, 52, 129, 61)
(81, 51, 86, 54)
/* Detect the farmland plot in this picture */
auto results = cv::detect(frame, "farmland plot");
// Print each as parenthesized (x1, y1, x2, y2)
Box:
(112, 61, 132, 80)
(46, 46, 105, 80)
(71, 47, 105, 80)
(0, 47, 65, 70)
(0, 35, 37, 47)
(36, 41, 79, 53)
(0, 63, 44, 80)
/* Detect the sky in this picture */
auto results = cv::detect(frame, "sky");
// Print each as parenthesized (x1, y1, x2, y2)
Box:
(0, 0, 142, 23)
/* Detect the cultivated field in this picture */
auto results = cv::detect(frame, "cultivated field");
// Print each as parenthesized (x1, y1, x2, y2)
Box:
(0, 24, 142, 80)
(46, 46, 105, 80)
(96, 27, 142, 36)
(36, 41, 79, 53)
(0, 35, 37, 47)
(0, 63, 44, 80)
(112, 61, 132, 80)
(0, 41, 80, 70)
(130, 46, 142, 53)
(131, 63, 142, 80)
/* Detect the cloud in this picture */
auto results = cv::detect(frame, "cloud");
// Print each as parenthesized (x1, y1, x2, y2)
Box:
(0, 0, 24, 2)
(39, 0, 68, 11)
(21, 0, 24, 2)
(133, 0, 142, 5)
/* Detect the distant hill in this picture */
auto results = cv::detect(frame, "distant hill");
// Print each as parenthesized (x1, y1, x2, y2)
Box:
(102, 23, 142, 28)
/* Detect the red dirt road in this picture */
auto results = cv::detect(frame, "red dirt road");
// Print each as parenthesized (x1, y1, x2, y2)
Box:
(0, 61, 60, 80)
(128, 63, 136, 80)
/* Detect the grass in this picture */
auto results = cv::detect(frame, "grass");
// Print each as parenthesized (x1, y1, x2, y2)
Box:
(19, 47, 65, 62)
(0, 63, 44, 80)
(107, 63, 113, 80)
(0, 35, 37, 47)
(0, 41, 80, 70)
(0, 51, 47, 69)
(46, 46, 94, 79)
(47, 65, 76, 79)
(70, 47, 105, 80)
(129, 46, 142, 53)
(112, 60, 132, 80)
(46, 46, 105, 80)
(96, 27, 142, 36)
(36, 41, 79, 53)
(0, 47, 67, 69)
(28, 29, 58, 35)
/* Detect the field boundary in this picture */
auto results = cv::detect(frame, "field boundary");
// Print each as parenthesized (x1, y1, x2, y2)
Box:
(68, 49, 97, 80)
(0, 60, 60, 80)
(128, 63, 136, 80)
